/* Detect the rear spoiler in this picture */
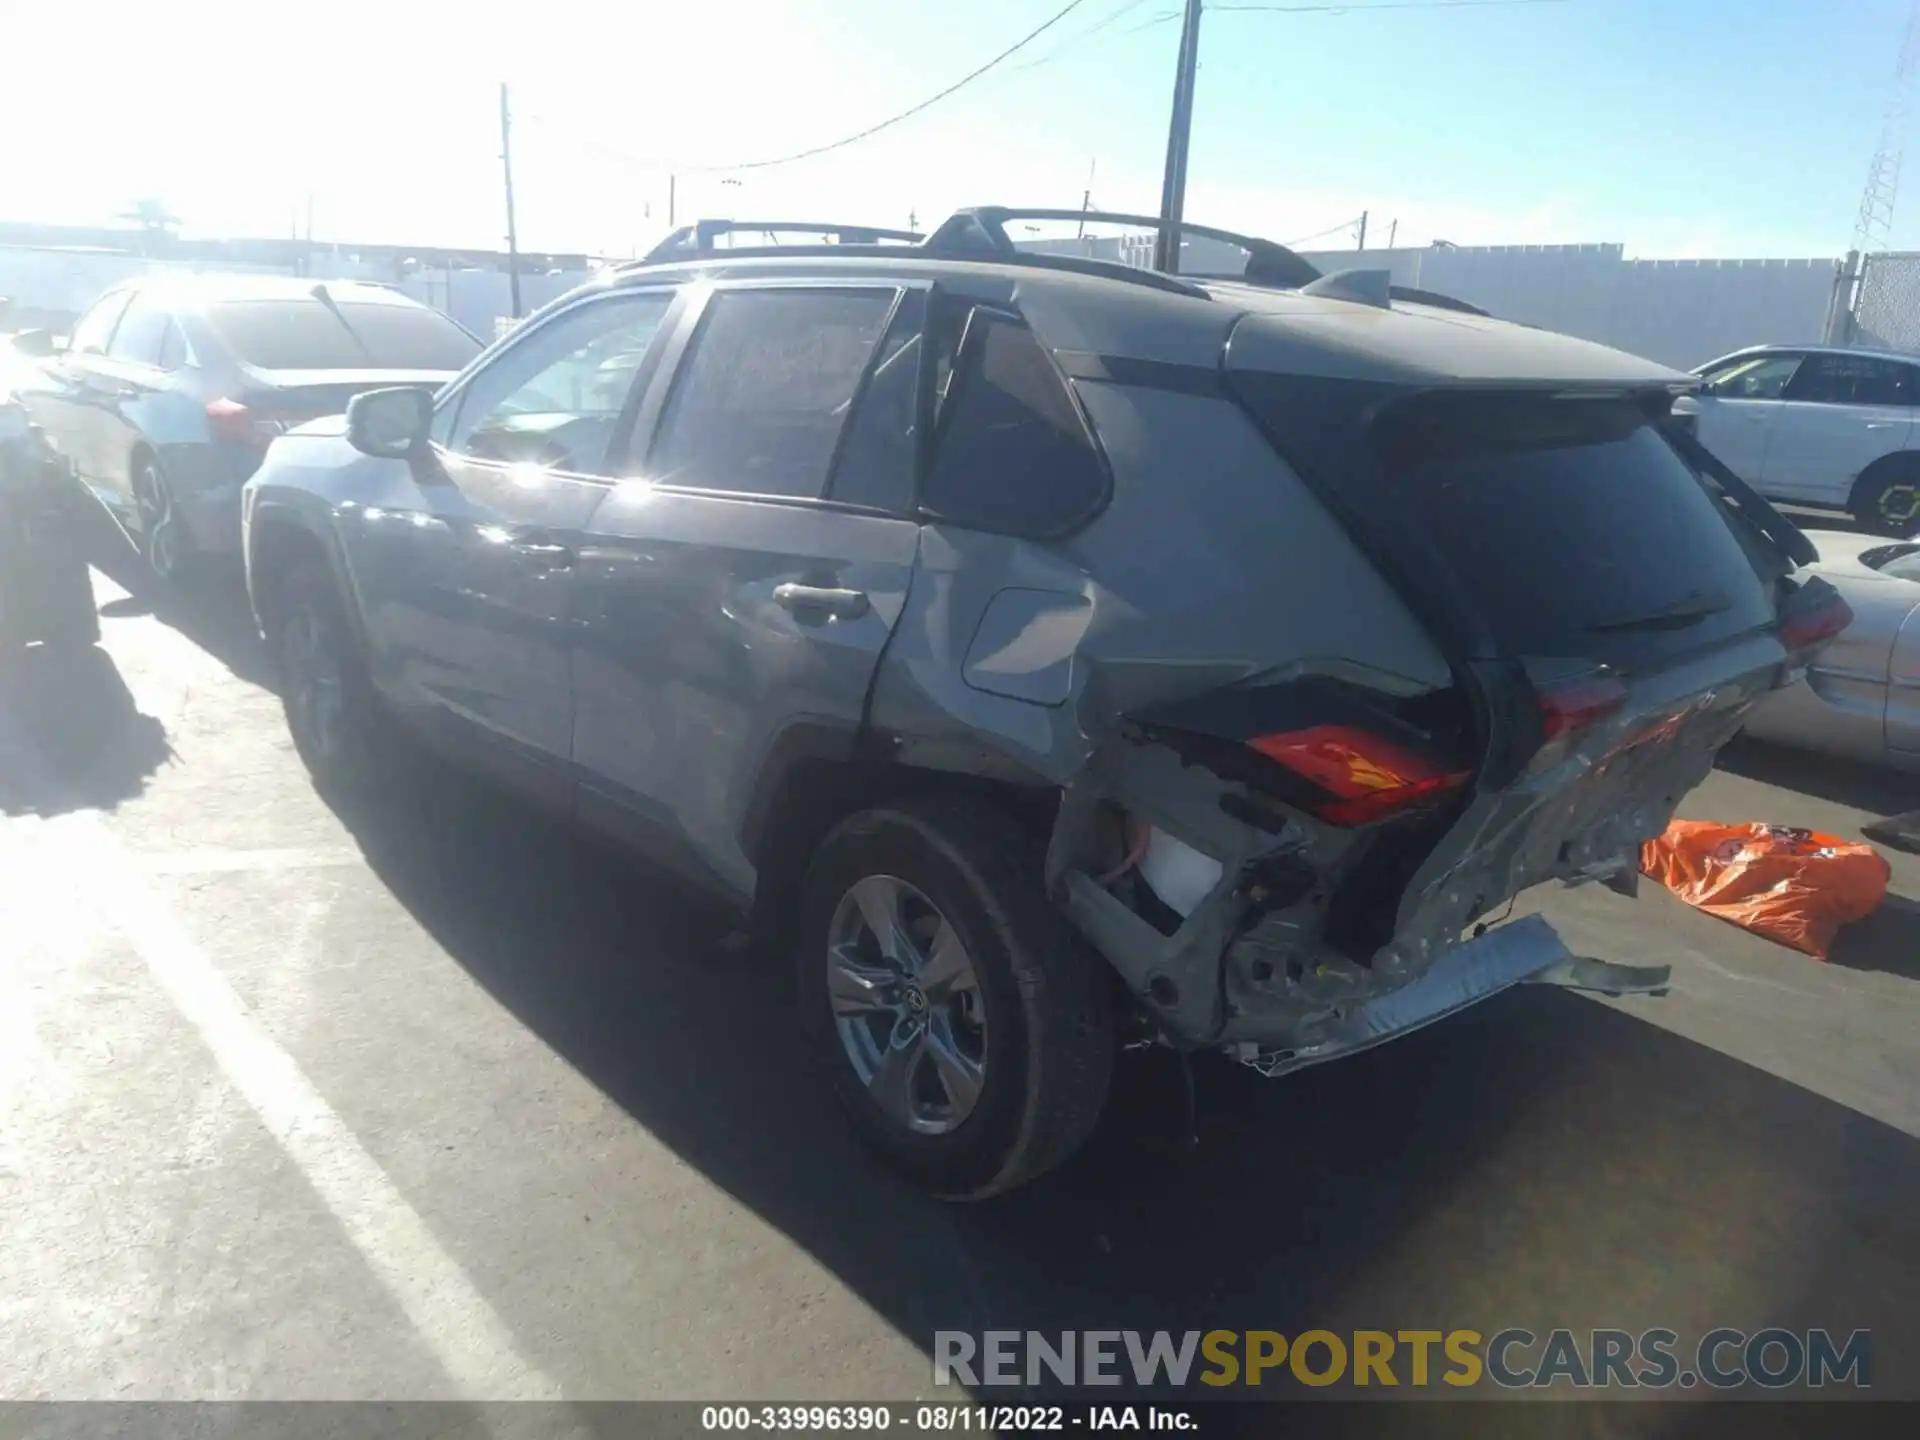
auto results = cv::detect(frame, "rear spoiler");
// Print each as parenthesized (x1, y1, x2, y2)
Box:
(1662, 420, 1819, 567)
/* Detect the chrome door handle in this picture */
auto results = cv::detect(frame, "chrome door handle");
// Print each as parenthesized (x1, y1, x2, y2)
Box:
(1868, 421, 1901, 430)
(773, 583, 870, 619)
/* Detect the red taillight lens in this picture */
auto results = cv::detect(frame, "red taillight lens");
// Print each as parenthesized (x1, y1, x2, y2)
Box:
(1248, 725, 1468, 827)
(1780, 592, 1853, 651)
(1536, 674, 1628, 742)
(206, 397, 286, 448)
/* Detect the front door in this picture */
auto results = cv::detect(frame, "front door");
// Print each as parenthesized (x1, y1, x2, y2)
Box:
(571, 282, 925, 901)
(1693, 351, 1803, 491)
(372, 285, 683, 804)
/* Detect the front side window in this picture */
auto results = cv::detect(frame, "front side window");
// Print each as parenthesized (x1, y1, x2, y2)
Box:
(68, 290, 133, 355)
(648, 288, 896, 499)
(920, 307, 1109, 537)
(444, 290, 676, 475)
(1705, 354, 1800, 400)
(1784, 353, 1919, 407)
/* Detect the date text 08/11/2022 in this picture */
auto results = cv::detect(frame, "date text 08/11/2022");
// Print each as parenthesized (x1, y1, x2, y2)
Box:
(700, 1405, 1195, 1432)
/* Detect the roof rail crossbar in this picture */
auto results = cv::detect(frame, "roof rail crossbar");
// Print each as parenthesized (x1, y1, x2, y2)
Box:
(642, 220, 922, 262)
(925, 206, 1322, 289)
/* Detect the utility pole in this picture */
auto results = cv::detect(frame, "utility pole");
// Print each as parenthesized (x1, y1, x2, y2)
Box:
(1153, 0, 1205, 273)
(499, 82, 522, 320)
(668, 175, 677, 228)
(1356, 210, 1368, 251)
(1387, 218, 1398, 248)
(1078, 158, 1097, 240)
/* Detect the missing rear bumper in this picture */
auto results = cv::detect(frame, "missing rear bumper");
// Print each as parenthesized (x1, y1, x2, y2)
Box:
(1232, 914, 1575, 1078)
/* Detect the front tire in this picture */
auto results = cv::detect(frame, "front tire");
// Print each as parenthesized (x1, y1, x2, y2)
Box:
(797, 795, 1114, 1200)
(269, 554, 391, 795)
(1852, 459, 1920, 538)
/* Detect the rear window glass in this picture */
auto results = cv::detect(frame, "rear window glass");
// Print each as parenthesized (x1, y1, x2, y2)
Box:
(1373, 393, 1775, 665)
(209, 299, 480, 371)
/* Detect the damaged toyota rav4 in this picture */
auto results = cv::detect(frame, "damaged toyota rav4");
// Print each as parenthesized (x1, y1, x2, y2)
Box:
(242, 209, 1848, 1199)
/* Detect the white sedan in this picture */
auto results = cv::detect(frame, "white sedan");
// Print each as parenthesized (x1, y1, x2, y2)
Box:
(1744, 530, 1920, 771)
(1675, 345, 1920, 536)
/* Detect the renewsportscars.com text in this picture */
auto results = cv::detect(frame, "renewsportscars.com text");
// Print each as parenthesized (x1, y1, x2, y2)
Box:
(933, 1328, 1871, 1391)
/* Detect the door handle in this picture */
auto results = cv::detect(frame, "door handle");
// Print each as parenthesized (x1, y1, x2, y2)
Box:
(773, 582, 870, 619)
(512, 540, 575, 569)
(1868, 421, 1901, 430)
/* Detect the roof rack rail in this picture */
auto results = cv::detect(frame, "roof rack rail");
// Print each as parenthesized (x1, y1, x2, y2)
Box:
(642, 219, 922, 262)
(922, 206, 1323, 289)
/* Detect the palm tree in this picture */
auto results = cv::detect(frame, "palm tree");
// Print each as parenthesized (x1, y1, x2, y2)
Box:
(117, 199, 181, 253)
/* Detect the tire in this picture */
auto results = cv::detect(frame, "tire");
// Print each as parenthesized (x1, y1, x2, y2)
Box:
(1851, 458, 1920, 538)
(131, 453, 196, 584)
(797, 794, 1115, 1200)
(267, 552, 391, 795)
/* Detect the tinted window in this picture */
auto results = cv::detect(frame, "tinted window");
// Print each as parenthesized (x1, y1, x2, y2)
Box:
(649, 288, 894, 499)
(921, 308, 1108, 536)
(448, 289, 674, 474)
(1867, 543, 1920, 582)
(69, 291, 132, 355)
(156, 320, 190, 370)
(209, 298, 480, 371)
(827, 290, 924, 511)
(1373, 393, 1775, 667)
(108, 295, 172, 365)
(1704, 354, 1800, 399)
(1785, 353, 1919, 407)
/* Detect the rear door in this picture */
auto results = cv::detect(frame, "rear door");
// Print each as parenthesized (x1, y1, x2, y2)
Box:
(571, 281, 922, 901)
(91, 293, 201, 508)
(1762, 353, 1919, 504)
(1692, 351, 1801, 487)
(25, 288, 134, 494)
(354, 285, 681, 806)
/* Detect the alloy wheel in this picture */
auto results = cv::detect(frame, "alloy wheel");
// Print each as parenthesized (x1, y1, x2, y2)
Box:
(282, 603, 347, 767)
(825, 874, 988, 1136)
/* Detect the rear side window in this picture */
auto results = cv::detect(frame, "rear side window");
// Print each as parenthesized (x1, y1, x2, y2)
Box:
(69, 291, 132, 355)
(920, 309, 1108, 536)
(209, 298, 480, 371)
(1784, 353, 1919, 407)
(649, 288, 895, 499)
(108, 296, 171, 365)
(1373, 393, 1776, 667)
(1704, 354, 1800, 399)
(827, 290, 925, 511)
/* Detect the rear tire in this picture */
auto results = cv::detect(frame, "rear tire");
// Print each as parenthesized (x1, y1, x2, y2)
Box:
(268, 553, 392, 795)
(132, 453, 196, 584)
(797, 794, 1114, 1200)
(1851, 458, 1920, 538)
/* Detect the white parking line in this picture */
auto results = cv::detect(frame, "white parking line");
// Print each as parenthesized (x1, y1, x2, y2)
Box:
(3, 810, 563, 1402)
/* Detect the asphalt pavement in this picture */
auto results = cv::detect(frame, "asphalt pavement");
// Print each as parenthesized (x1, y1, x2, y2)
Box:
(3, 547, 1918, 1406)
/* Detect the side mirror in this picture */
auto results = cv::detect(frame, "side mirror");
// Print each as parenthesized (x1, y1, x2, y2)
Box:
(10, 329, 57, 358)
(346, 386, 433, 459)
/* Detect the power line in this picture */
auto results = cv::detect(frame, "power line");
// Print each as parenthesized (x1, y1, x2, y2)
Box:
(692, 0, 1097, 172)
(1011, 0, 1164, 74)
(1284, 214, 1367, 246)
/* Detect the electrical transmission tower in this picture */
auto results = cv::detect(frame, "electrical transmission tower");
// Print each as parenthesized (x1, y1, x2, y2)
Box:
(1853, 0, 1920, 254)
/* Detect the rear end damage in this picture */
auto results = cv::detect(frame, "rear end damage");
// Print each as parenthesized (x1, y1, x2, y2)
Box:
(1027, 375, 1833, 1072)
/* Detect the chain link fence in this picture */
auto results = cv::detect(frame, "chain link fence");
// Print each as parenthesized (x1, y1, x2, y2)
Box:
(1845, 251, 1920, 351)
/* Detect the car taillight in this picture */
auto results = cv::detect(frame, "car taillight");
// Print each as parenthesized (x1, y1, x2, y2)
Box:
(1248, 725, 1468, 827)
(1780, 590, 1853, 651)
(1536, 673, 1628, 742)
(206, 397, 286, 448)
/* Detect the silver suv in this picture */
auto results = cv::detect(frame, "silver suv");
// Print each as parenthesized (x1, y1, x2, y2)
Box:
(242, 209, 1847, 1198)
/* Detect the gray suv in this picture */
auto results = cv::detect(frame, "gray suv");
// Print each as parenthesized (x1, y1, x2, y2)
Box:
(242, 209, 1847, 1198)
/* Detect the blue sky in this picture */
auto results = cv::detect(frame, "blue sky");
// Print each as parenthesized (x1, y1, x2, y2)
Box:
(2, 0, 1910, 258)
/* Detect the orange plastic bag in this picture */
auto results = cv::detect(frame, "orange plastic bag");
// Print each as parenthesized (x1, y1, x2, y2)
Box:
(1640, 821, 1890, 959)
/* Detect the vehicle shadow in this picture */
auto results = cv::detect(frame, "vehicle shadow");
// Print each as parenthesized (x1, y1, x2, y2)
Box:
(1831, 892, 1920, 978)
(1715, 735, 1920, 816)
(83, 512, 277, 692)
(325, 758, 1920, 1402)
(0, 642, 171, 816)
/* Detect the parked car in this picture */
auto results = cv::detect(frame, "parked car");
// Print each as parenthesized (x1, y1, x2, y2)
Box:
(1741, 529, 1920, 770)
(1675, 344, 1920, 536)
(241, 208, 1845, 1199)
(2, 353, 98, 651)
(10, 275, 481, 581)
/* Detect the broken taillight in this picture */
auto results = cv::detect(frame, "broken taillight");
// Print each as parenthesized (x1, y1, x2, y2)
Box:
(1779, 589, 1853, 651)
(1248, 725, 1468, 827)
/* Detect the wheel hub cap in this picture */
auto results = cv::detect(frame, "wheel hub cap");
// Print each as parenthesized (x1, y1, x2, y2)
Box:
(826, 874, 987, 1136)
